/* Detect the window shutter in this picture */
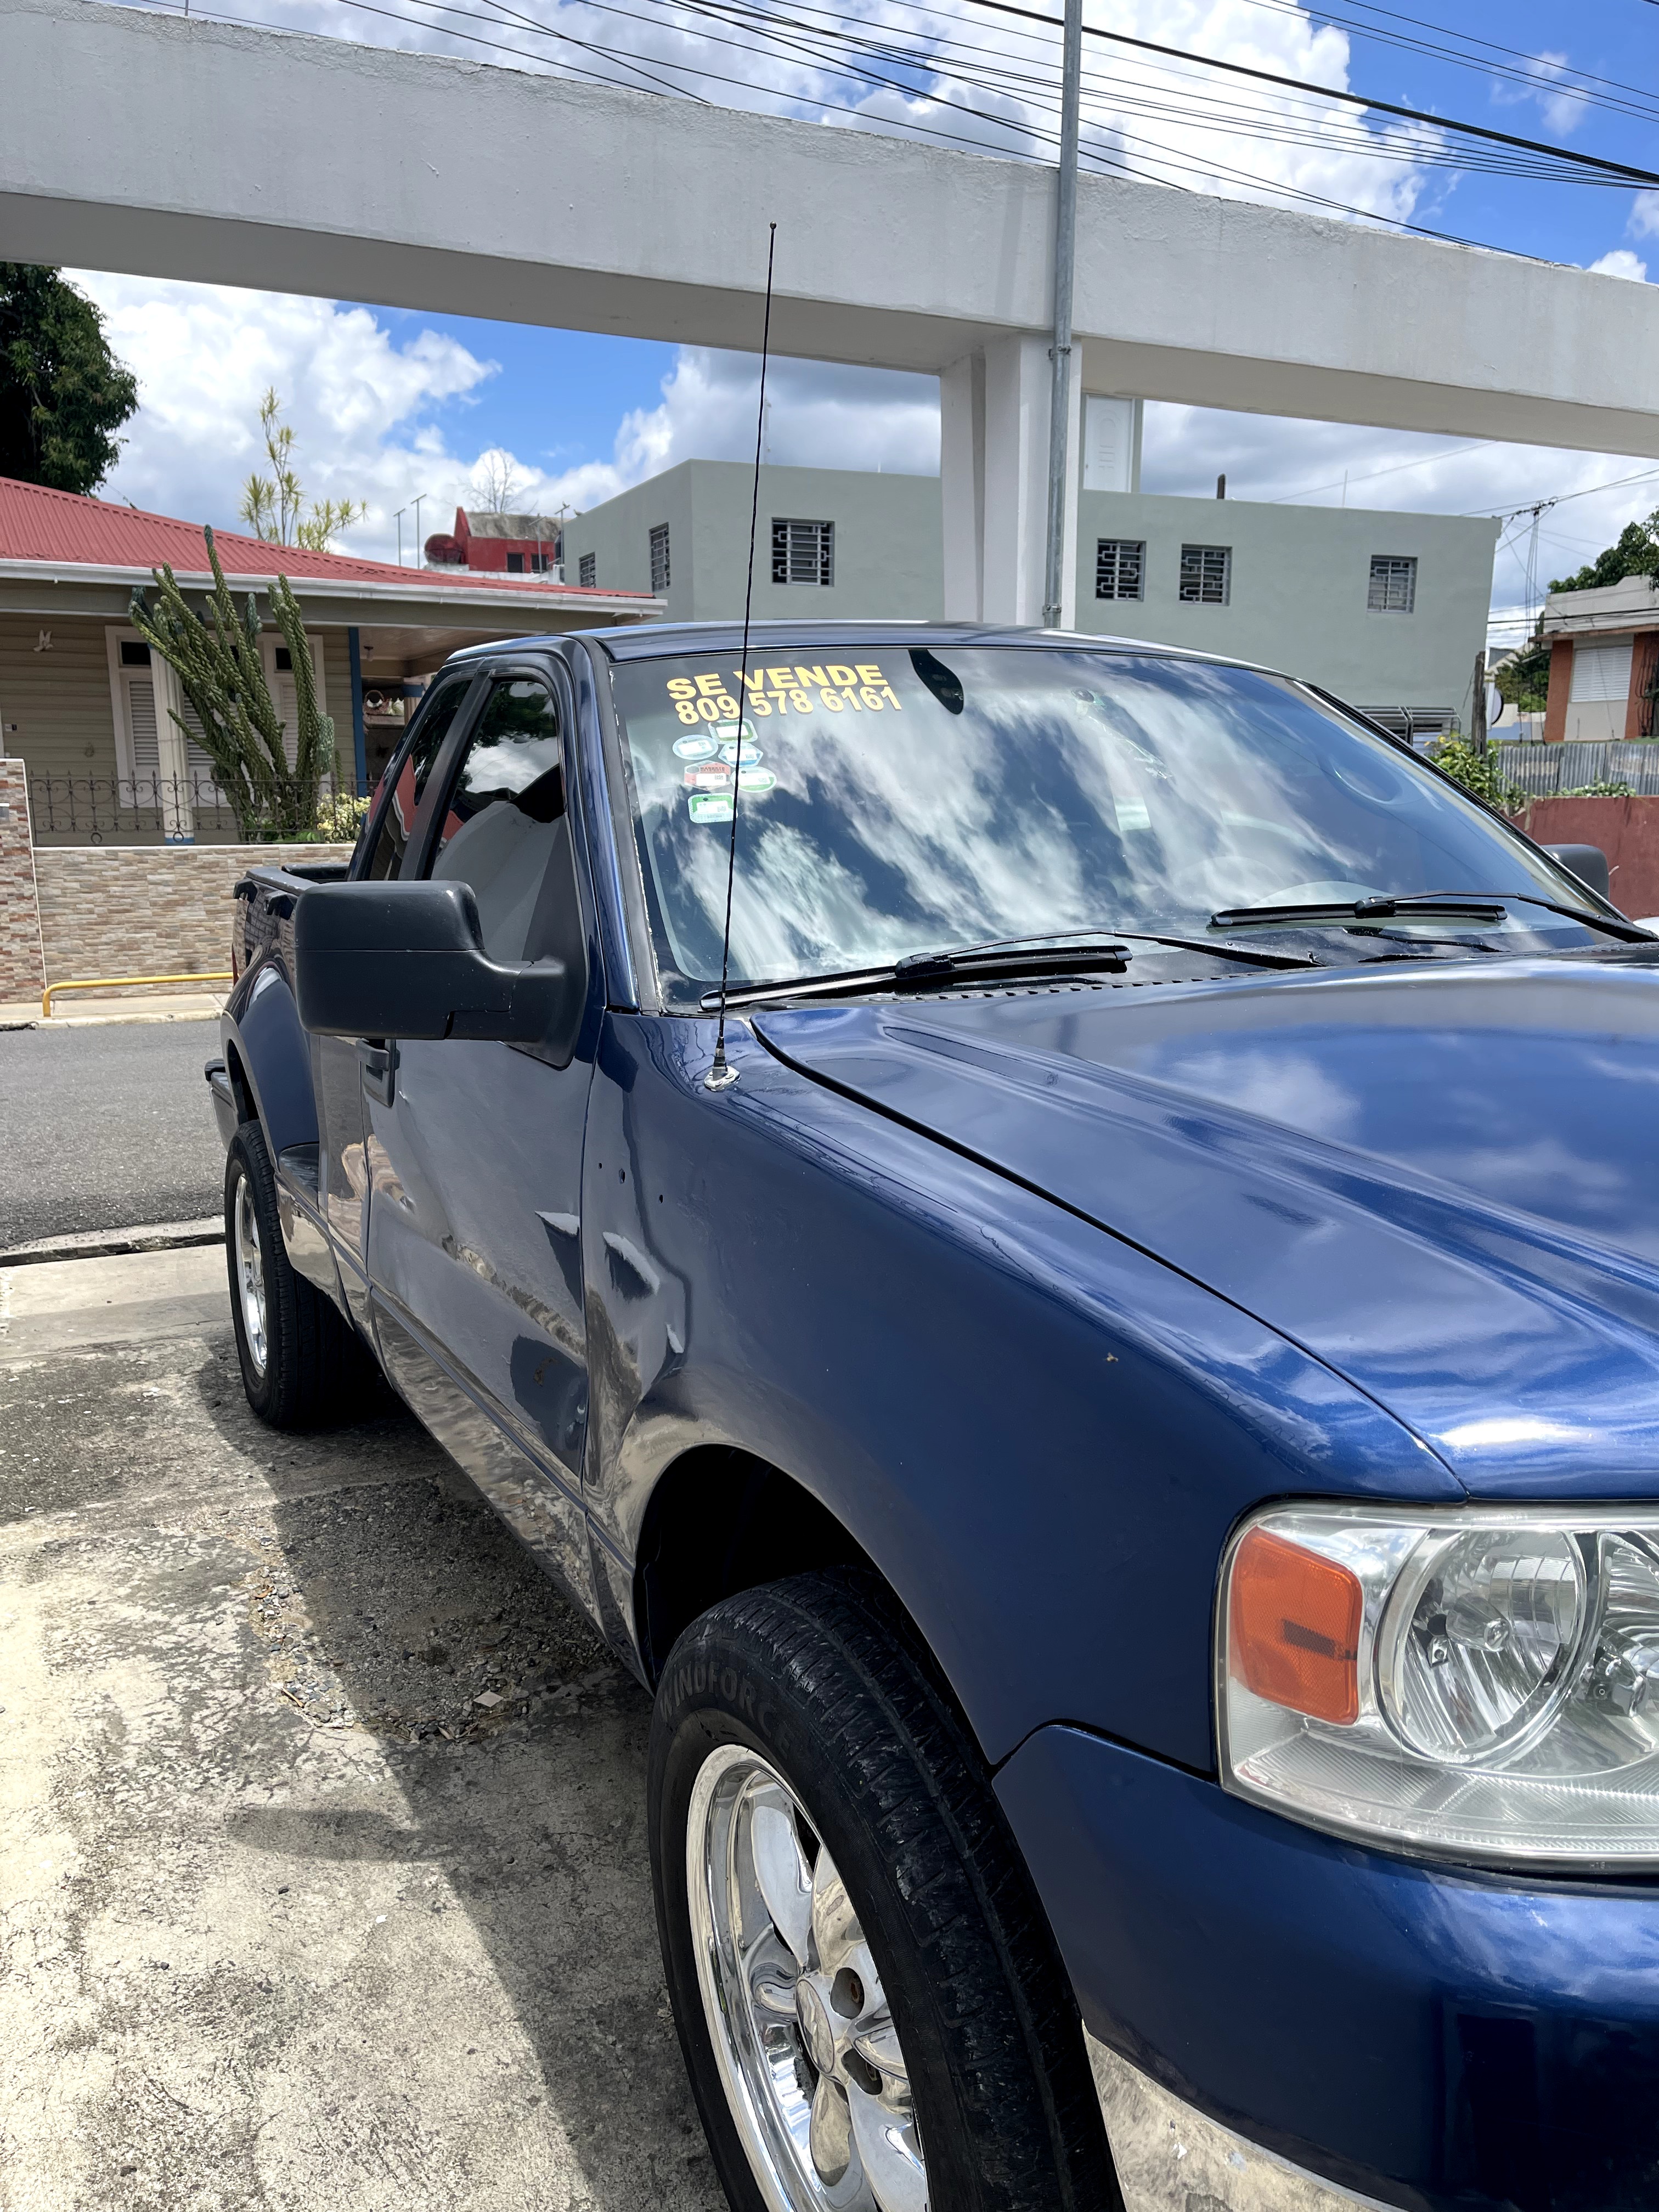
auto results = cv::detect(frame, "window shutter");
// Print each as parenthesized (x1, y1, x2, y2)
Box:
(127, 674, 160, 781)
(1095, 539, 1144, 601)
(1367, 556, 1418, 613)
(771, 519, 834, 585)
(1178, 545, 1231, 605)
(1570, 639, 1635, 703)
(650, 524, 671, 592)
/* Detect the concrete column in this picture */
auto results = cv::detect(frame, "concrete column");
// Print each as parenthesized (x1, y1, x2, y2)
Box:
(347, 626, 368, 787)
(149, 655, 195, 842)
(940, 336, 1082, 628)
(940, 352, 985, 622)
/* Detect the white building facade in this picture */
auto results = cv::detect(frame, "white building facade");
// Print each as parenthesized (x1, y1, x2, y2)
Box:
(565, 454, 1499, 731)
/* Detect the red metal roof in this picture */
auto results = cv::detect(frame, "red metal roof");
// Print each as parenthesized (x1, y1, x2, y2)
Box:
(0, 475, 645, 600)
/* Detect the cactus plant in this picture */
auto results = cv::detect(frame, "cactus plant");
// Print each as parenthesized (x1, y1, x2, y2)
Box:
(129, 525, 336, 840)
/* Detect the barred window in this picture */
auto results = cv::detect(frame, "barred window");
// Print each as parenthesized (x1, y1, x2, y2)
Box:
(772, 517, 835, 586)
(1178, 544, 1231, 605)
(649, 524, 670, 593)
(578, 551, 596, 588)
(1367, 555, 1417, 613)
(1095, 539, 1145, 601)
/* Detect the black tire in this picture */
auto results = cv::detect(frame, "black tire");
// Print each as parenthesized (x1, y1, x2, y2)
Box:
(649, 1570, 1119, 2212)
(224, 1121, 375, 1429)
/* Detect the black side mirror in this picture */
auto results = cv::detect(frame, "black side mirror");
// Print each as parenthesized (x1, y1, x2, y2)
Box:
(1543, 843, 1611, 904)
(294, 880, 584, 1062)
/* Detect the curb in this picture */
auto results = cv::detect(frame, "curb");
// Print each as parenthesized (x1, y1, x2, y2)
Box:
(0, 1006, 225, 1031)
(0, 1218, 224, 1269)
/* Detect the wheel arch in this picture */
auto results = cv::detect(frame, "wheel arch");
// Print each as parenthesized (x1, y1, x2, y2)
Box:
(633, 1445, 932, 1697)
(221, 962, 319, 1160)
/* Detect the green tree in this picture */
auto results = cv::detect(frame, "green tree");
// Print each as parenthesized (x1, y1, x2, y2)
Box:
(1429, 736, 1523, 814)
(1494, 633, 1552, 713)
(0, 264, 138, 494)
(239, 388, 366, 551)
(129, 527, 337, 842)
(1549, 517, 1659, 594)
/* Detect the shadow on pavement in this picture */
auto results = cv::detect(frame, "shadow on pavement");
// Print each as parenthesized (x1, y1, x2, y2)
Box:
(184, 1348, 721, 2210)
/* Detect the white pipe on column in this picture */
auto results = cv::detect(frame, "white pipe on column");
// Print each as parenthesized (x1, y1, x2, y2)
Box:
(1042, 0, 1084, 630)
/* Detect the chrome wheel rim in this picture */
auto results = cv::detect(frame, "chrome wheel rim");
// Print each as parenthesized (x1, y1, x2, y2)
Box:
(234, 1172, 268, 1379)
(687, 1745, 928, 2212)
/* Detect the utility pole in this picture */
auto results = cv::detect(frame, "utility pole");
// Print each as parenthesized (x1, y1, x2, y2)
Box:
(410, 491, 430, 567)
(1041, 0, 1084, 630)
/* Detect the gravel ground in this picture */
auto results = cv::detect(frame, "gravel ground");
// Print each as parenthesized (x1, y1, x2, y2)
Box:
(0, 1022, 225, 1249)
(0, 1249, 723, 2211)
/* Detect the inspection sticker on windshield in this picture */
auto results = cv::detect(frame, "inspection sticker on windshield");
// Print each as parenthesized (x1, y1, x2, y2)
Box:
(687, 791, 736, 825)
(666, 663, 902, 724)
(673, 731, 721, 761)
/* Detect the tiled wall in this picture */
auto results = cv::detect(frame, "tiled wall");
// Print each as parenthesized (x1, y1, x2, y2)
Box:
(27, 840, 353, 998)
(0, 763, 46, 1001)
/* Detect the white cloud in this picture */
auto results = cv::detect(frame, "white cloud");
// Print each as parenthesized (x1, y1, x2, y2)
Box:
(70, 269, 943, 558)
(72, 272, 499, 562)
(1489, 51, 1588, 138)
(611, 351, 940, 486)
(1631, 191, 1659, 240)
(1588, 250, 1649, 282)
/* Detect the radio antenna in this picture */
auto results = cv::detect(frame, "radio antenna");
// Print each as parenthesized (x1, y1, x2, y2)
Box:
(706, 221, 777, 1093)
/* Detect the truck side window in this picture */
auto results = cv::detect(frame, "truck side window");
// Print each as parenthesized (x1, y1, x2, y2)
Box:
(426, 677, 568, 965)
(363, 676, 471, 881)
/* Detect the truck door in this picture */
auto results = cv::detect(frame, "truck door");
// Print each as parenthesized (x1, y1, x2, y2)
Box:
(363, 664, 599, 1613)
(314, 669, 478, 1328)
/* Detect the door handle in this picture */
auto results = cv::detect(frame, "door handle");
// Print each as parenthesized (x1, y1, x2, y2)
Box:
(358, 1036, 398, 1105)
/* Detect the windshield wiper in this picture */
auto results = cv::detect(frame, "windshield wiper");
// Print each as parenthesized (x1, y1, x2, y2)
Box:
(1210, 891, 1655, 945)
(701, 930, 1316, 1012)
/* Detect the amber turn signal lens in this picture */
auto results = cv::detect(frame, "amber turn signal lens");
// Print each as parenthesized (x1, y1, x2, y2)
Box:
(1229, 1527, 1363, 1725)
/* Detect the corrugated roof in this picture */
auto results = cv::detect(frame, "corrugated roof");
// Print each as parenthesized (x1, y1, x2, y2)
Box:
(0, 476, 641, 600)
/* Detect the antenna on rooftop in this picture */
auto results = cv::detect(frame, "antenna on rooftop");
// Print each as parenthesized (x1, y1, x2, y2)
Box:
(705, 222, 777, 1095)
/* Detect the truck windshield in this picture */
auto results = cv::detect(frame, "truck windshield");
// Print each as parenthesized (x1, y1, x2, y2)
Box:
(608, 644, 1597, 1003)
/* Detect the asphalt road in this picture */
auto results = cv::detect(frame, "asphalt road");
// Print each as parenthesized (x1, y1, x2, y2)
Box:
(0, 1019, 225, 1249)
(0, 1244, 724, 2210)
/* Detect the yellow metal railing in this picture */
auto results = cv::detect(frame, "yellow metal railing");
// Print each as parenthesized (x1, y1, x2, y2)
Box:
(42, 971, 233, 1018)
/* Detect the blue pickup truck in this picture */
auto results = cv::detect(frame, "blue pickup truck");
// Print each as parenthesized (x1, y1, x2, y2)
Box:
(213, 622, 1659, 2212)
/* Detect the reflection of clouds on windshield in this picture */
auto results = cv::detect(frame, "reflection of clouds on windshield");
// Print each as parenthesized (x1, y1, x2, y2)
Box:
(730, 822, 879, 974)
(617, 651, 1577, 986)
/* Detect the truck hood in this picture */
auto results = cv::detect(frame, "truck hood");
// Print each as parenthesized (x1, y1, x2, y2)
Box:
(755, 961, 1659, 1497)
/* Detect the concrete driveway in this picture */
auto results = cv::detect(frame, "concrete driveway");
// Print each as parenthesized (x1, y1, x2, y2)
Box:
(0, 1243, 724, 2211)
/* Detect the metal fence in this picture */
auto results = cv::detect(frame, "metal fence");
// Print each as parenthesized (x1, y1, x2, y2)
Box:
(1492, 741, 1659, 799)
(26, 772, 370, 845)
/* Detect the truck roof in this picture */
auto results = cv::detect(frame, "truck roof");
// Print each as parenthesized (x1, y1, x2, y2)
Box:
(444, 619, 1277, 678)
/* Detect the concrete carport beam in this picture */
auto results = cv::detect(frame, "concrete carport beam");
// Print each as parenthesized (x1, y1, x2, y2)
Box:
(8, 0, 1659, 620)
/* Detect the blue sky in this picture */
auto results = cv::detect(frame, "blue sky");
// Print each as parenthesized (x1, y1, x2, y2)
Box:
(78, 0, 1659, 635)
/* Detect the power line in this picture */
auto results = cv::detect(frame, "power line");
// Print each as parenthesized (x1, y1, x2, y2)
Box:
(1267, 438, 1493, 502)
(959, 0, 1659, 188)
(1230, 0, 1659, 131)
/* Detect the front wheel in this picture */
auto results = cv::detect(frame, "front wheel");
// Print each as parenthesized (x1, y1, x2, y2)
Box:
(648, 1572, 1118, 2212)
(224, 1122, 375, 1429)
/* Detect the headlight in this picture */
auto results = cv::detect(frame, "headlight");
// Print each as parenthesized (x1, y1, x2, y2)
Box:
(1218, 1505, 1659, 1864)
